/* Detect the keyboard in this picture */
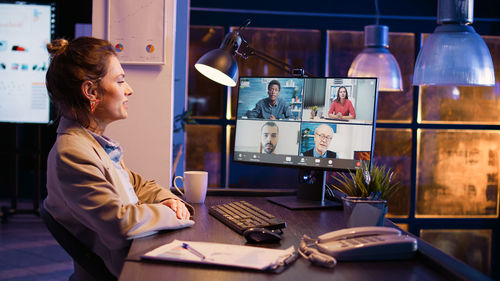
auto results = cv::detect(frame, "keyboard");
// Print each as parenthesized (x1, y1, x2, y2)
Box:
(208, 201, 287, 234)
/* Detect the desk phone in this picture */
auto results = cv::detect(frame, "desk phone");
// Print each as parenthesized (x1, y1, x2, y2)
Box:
(315, 226, 418, 261)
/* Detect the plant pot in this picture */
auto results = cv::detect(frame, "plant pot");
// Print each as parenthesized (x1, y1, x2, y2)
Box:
(341, 197, 388, 227)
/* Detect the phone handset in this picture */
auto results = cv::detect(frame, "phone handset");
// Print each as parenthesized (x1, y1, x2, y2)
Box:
(317, 226, 401, 243)
(299, 235, 337, 268)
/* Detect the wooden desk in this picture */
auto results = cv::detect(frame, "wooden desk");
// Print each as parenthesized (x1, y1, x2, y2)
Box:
(119, 196, 490, 281)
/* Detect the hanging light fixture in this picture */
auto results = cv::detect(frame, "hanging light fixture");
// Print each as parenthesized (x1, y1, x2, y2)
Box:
(348, 0, 403, 92)
(413, 0, 495, 86)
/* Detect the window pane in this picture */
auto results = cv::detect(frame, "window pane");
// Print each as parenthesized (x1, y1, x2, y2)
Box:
(417, 129, 500, 217)
(419, 35, 500, 124)
(327, 30, 415, 122)
(374, 128, 412, 217)
(420, 229, 492, 275)
(188, 26, 225, 118)
(394, 223, 408, 232)
(229, 27, 323, 120)
(185, 124, 221, 187)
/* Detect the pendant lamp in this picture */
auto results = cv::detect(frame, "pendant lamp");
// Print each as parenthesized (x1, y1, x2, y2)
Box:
(413, 0, 495, 86)
(348, 24, 403, 92)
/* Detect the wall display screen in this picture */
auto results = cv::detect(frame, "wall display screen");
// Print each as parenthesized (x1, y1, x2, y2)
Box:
(0, 2, 55, 124)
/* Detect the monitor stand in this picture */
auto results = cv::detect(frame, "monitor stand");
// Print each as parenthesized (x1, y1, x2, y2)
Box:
(267, 169, 342, 210)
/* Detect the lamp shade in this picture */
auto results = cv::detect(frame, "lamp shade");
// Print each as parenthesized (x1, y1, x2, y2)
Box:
(348, 25, 403, 92)
(413, 25, 495, 86)
(195, 31, 242, 87)
(195, 48, 238, 87)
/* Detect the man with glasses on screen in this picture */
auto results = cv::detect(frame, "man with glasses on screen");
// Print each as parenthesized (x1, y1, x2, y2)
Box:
(303, 124, 336, 158)
(260, 121, 279, 154)
(246, 80, 292, 120)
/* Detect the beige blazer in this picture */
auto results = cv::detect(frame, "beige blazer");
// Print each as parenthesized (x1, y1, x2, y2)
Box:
(44, 117, 194, 276)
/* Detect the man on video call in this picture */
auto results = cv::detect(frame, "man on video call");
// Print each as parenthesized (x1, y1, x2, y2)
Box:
(303, 124, 337, 158)
(246, 80, 292, 120)
(260, 121, 279, 154)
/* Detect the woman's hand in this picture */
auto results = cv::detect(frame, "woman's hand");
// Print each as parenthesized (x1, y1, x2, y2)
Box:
(162, 199, 191, 220)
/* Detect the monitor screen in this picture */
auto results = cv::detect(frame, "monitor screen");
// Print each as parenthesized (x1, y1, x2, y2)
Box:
(0, 1, 55, 124)
(234, 77, 378, 172)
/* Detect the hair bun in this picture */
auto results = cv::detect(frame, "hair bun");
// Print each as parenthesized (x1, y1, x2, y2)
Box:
(46, 38, 69, 58)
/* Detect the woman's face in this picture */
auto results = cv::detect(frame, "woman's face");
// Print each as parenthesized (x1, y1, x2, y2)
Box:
(94, 55, 133, 125)
(338, 88, 347, 99)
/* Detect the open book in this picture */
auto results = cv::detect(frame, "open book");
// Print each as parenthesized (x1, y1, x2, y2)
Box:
(142, 240, 297, 272)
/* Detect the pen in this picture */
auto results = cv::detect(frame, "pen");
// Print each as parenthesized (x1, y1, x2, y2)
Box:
(182, 243, 206, 260)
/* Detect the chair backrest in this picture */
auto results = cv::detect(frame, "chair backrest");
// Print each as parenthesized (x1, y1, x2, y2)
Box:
(40, 200, 117, 281)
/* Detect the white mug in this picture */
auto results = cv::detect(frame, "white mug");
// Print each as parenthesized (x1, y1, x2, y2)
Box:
(174, 171, 208, 204)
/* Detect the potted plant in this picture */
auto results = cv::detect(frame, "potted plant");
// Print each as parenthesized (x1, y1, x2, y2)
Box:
(310, 106, 318, 119)
(327, 163, 400, 227)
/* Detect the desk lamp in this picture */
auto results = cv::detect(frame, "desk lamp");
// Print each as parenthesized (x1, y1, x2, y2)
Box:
(413, 0, 495, 86)
(195, 19, 311, 87)
(348, 0, 403, 92)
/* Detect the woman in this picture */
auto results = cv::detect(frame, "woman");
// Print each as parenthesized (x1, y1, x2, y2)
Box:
(328, 86, 356, 119)
(43, 37, 193, 278)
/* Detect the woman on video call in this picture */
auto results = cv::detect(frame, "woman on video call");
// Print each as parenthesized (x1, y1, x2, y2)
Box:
(328, 86, 356, 120)
(43, 36, 194, 279)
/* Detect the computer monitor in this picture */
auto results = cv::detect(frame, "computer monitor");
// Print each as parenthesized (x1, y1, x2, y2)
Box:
(0, 1, 55, 124)
(233, 76, 378, 209)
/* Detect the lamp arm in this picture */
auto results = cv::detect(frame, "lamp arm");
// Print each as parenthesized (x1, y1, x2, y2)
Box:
(254, 49, 311, 77)
(237, 40, 311, 77)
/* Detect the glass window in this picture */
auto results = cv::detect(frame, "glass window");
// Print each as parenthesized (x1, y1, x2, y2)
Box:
(420, 229, 492, 275)
(374, 128, 412, 217)
(185, 124, 222, 187)
(327, 30, 415, 122)
(419, 35, 500, 124)
(188, 26, 226, 118)
(394, 223, 408, 232)
(417, 129, 500, 217)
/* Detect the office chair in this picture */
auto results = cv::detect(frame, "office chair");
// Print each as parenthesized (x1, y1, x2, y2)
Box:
(40, 201, 117, 281)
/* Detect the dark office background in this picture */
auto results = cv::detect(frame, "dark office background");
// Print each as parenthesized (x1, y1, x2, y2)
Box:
(3, 0, 500, 195)
(1, 0, 500, 279)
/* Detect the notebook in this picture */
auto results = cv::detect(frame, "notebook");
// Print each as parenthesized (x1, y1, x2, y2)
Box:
(142, 240, 297, 272)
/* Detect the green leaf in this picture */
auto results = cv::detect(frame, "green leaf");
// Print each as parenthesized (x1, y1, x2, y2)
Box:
(327, 163, 400, 200)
